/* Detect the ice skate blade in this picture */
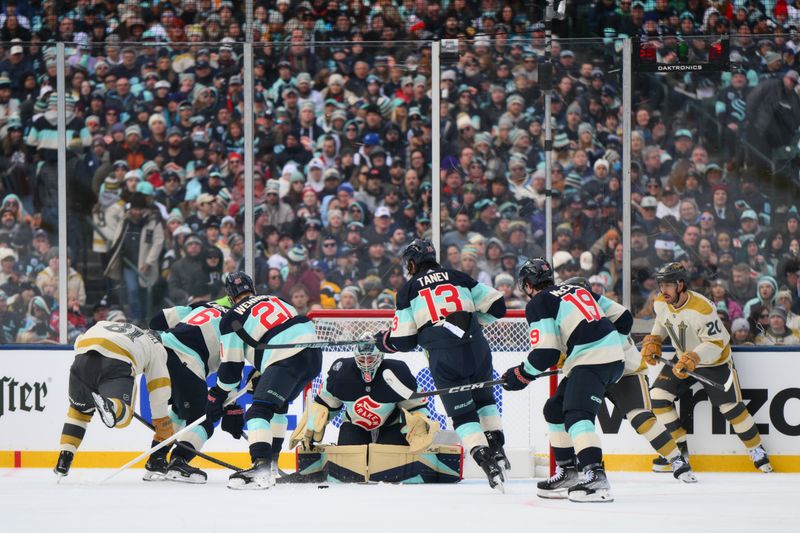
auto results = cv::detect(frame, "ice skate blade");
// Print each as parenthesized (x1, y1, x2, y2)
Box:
(227, 477, 272, 490)
(165, 471, 207, 484)
(537, 488, 568, 499)
(491, 479, 505, 494)
(92, 392, 115, 428)
(568, 489, 614, 503)
(758, 463, 773, 473)
(142, 471, 167, 482)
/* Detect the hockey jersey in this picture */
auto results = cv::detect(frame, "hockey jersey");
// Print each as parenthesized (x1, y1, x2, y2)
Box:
(150, 301, 230, 379)
(651, 290, 731, 367)
(314, 358, 428, 431)
(73, 321, 171, 418)
(525, 284, 624, 377)
(388, 267, 506, 351)
(593, 291, 644, 376)
(216, 294, 317, 391)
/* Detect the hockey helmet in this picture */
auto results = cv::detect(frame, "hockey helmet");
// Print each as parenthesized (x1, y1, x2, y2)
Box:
(355, 335, 384, 383)
(518, 257, 554, 292)
(563, 276, 590, 291)
(402, 239, 437, 272)
(224, 271, 255, 301)
(655, 262, 687, 285)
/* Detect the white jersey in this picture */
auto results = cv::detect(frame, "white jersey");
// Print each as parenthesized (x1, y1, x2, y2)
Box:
(74, 321, 171, 418)
(651, 291, 731, 367)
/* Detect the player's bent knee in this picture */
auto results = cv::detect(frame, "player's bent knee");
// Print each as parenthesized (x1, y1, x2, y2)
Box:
(564, 409, 596, 430)
(245, 401, 275, 423)
(543, 397, 565, 424)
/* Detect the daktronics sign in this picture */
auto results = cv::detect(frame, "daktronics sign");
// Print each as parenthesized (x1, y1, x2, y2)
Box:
(657, 64, 703, 71)
(0, 376, 47, 419)
(597, 386, 800, 437)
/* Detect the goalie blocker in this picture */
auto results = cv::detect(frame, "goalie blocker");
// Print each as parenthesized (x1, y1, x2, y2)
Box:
(296, 443, 463, 484)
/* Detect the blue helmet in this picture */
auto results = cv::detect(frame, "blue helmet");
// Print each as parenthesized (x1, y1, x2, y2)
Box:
(518, 257, 554, 291)
(402, 239, 437, 268)
(224, 271, 255, 300)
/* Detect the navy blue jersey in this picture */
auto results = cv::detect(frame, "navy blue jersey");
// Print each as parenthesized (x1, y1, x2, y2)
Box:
(216, 294, 316, 392)
(388, 267, 505, 351)
(524, 284, 624, 377)
(315, 358, 428, 430)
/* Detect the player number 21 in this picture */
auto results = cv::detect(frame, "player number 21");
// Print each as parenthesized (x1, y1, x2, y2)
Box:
(419, 284, 463, 322)
(563, 288, 601, 322)
(252, 297, 294, 328)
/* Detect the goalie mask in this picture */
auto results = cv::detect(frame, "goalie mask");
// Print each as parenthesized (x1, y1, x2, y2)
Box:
(355, 341, 384, 383)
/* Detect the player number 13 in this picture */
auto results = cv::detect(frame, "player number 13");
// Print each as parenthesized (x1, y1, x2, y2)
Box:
(419, 283, 463, 323)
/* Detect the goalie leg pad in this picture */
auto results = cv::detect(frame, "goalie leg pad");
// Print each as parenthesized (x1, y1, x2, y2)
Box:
(297, 445, 369, 483)
(368, 444, 463, 484)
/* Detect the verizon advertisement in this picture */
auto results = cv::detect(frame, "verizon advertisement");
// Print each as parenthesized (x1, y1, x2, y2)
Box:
(0, 350, 797, 460)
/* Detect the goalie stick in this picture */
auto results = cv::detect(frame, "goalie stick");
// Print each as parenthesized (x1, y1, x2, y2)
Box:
(132, 412, 242, 472)
(231, 319, 374, 350)
(383, 368, 560, 400)
(657, 355, 733, 392)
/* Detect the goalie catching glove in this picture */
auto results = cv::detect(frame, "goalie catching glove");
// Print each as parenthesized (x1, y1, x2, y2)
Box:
(672, 352, 700, 379)
(290, 401, 329, 450)
(641, 335, 662, 366)
(400, 409, 439, 453)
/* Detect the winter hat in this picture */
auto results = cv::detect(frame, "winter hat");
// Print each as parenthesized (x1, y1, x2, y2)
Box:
(578, 122, 593, 135)
(769, 307, 787, 321)
(731, 318, 750, 333)
(107, 310, 127, 323)
(495, 272, 515, 287)
(166, 209, 184, 224)
(580, 251, 594, 271)
(461, 245, 479, 261)
(288, 244, 308, 263)
(456, 113, 473, 131)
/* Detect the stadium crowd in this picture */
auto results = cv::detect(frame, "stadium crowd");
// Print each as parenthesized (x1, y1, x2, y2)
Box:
(0, 0, 800, 346)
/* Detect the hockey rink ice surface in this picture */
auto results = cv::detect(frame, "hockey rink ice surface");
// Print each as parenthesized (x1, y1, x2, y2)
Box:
(1, 470, 798, 533)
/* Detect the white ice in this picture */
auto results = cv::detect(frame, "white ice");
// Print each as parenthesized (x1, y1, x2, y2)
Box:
(1, 469, 798, 533)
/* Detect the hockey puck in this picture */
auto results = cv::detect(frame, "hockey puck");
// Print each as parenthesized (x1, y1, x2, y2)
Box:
(317, 484, 329, 489)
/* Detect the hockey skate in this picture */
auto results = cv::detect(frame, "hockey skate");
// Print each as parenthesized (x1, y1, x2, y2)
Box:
(749, 445, 773, 473)
(228, 459, 274, 490)
(143, 453, 169, 481)
(92, 392, 118, 428)
(567, 463, 613, 503)
(670, 455, 697, 483)
(165, 456, 207, 484)
(653, 441, 689, 473)
(471, 446, 505, 493)
(485, 431, 511, 472)
(537, 463, 579, 499)
(54, 450, 73, 479)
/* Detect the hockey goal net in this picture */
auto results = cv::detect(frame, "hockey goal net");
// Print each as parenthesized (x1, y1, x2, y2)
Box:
(306, 310, 555, 478)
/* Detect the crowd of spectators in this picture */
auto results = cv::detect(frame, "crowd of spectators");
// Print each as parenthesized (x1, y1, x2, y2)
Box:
(0, 0, 799, 345)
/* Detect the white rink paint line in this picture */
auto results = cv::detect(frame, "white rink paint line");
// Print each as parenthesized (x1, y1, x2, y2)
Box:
(0, 470, 798, 533)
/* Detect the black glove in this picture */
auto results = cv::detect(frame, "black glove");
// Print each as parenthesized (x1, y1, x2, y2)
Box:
(222, 404, 245, 439)
(206, 386, 228, 424)
(502, 364, 535, 391)
(373, 330, 396, 353)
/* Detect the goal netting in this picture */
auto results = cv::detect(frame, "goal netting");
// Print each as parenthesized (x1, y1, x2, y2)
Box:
(307, 310, 554, 478)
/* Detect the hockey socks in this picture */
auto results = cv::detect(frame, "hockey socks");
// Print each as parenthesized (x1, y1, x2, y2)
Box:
(59, 406, 93, 454)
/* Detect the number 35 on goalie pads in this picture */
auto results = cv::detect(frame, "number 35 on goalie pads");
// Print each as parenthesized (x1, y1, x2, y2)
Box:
(296, 443, 463, 484)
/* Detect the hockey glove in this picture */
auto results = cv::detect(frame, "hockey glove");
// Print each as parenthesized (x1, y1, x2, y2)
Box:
(152, 416, 174, 443)
(373, 330, 397, 353)
(289, 401, 329, 450)
(672, 352, 700, 379)
(401, 409, 439, 453)
(502, 364, 534, 391)
(206, 386, 228, 424)
(222, 404, 245, 439)
(641, 335, 663, 366)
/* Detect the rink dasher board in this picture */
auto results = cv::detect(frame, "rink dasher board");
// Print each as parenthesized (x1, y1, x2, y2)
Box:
(0, 347, 798, 472)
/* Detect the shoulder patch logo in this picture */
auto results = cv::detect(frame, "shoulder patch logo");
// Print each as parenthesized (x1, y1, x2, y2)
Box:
(332, 361, 342, 371)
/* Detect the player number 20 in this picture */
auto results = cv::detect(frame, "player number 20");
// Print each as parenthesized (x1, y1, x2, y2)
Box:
(419, 284, 463, 323)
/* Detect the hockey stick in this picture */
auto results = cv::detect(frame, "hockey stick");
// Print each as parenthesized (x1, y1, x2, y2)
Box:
(657, 356, 733, 392)
(231, 319, 374, 350)
(99, 385, 250, 484)
(384, 369, 560, 400)
(132, 412, 242, 472)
